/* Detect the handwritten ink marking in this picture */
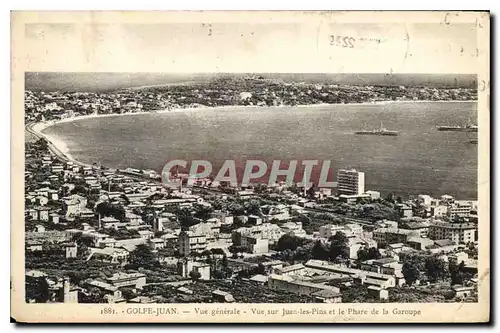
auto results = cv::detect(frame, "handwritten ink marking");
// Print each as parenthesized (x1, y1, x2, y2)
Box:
(478, 80, 489, 92)
(359, 37, 383, 44)
(329, 35, 355, 48)
(201, 23, 213, 37)
(330, 35, 389, 51)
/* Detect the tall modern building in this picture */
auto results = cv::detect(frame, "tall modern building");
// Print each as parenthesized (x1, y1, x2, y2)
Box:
(337, 169, 365, 196)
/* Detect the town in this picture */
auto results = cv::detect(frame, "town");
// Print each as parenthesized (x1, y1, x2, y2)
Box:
(24, 79, 479, 304)
(25, 143, 479, 304)
(24, 76, 476, 124)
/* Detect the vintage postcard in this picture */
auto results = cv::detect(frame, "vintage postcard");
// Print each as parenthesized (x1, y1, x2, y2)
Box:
(11, 11, 490, 323)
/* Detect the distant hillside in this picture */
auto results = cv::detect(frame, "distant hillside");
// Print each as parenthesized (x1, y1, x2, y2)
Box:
(25, 72, 477, 92)
(255, 73, 477, 88)
(25, 72, 213, 93)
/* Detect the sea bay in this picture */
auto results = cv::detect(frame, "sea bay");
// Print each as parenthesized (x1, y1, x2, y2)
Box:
(43, 101, 478, 199)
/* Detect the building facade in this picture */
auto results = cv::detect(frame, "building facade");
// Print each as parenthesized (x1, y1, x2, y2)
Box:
(428, 222, 477, 245)
(337, 169, 365, 196)
(178, 231, 208, 256)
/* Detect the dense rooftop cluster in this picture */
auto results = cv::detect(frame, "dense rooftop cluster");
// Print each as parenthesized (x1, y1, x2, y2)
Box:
(25, 132, 479, 304)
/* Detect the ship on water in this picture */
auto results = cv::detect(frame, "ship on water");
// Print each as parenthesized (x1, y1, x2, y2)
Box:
(469, 139, 478, 144)
(355, 122, 399, 136)
(437, 121, 478, 132)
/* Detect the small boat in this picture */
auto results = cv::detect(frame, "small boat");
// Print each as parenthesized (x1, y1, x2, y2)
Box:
(469, 139, 478, 144)
(437, 119, 478, 132)
(355, 122, 399, 136)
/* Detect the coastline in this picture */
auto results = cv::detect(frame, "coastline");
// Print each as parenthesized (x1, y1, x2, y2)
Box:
(29, 99, 477, 172)
(27, 122, 90, 168)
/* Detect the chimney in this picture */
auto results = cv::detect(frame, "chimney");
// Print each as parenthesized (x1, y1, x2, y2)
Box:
(156, 216, 163, 232)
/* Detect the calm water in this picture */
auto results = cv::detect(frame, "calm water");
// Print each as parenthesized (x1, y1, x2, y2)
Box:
(44, 102, 478, 199)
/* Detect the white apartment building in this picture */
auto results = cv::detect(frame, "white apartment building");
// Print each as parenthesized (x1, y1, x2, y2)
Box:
(189, 219, 221, 242)
(417, 194, 433, 206)
(232, 224, 284, 244)
(106, 272, 147, 289)
(428, 222, 477, 245)
(319, 224, 345, 239)
(432, 205, 449, 218)
(450, 201, 474, 218)
(337, 169, 365, 196)
(63, 194, 88, 217)
(343, 223, 363, 237)
(240, 235, 269, 254)
(177, 259, 211, 280)
(280, 222, 307, 238)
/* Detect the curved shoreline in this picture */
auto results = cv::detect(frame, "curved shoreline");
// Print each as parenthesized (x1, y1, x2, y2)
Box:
(29, 100, 477, 171)
(27, 122, 91, 168)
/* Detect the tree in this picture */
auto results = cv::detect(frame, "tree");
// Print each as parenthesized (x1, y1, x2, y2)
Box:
(95, 202, 125, 221)
(211, 248, 226, 256)
(425, 256, 449, 283)
(213, 270, 226, 279)
(356, 203, 399, 221)
(189, 251, 202, 258)
(193, 203, 213, 220)
(189, 270, 201, 282)
(25, 277, 50, 303)
(277, 234, 300, 252)
(449, 259, 468, 286)
(82, 287, 106, 303)
(253, 184, 267, 194)
(245, 200, 262, 216)
(306, 185, 316, 199)
(341, 285, 372, 303)
(385, 193, 395, 203)
(121, 287, 136, 300)
(227, 202, 245, 216)
(67, 271, 88, 286)
(214, 254, 232, 279)
(452, 215, 466, 224)
(74, 234, 94, 248)
(293, 245, 312, 262)
(201, 249, 213, 258)
(402, 261, 421, 286)
(357, 247, 381, 262)
(129, 244, 158, 269)
(220, 253, 228, 266)
(228, 245, 246, 259)
(154, 231, 166, 238)
(119, 194, 131, 206)
(70, 185, 88, 196)
(328, 232, 349, 262)
(295, 214, 311, 227)
(279, 249, 295, 263)
(177, 208, 198, 231)
(47, 199, 63, 210)
(289, 183, 301, 195)
(465, 242, 478, 259)
(311, 240, 329, 261)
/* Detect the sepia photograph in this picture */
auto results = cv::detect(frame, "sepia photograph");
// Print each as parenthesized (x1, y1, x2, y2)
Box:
(11, 11, 490, 323)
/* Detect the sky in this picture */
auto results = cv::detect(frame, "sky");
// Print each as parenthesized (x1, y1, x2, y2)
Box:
(18, 12, 482, 74)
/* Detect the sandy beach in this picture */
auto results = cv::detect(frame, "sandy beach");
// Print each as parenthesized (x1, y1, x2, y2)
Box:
(29, 122, 82, 167)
